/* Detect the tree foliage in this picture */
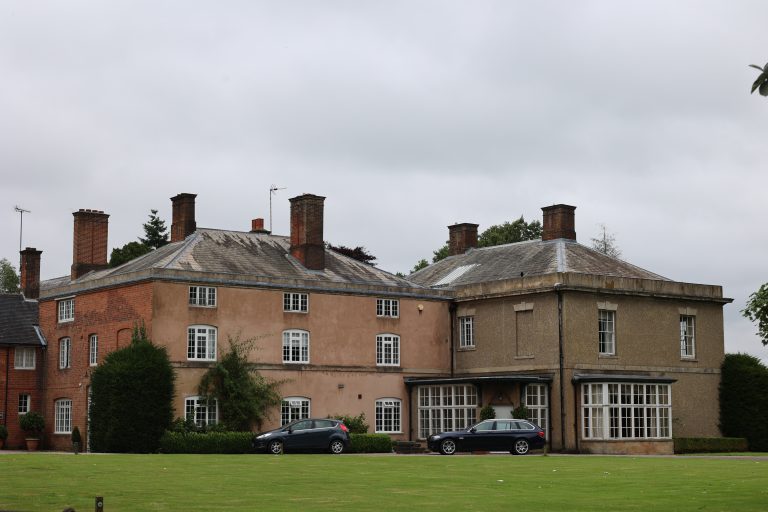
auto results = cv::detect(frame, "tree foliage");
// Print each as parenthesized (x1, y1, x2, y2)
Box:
(327, 244, 377, 265)
(329, 412, 370, 434)
(139, 209, 169, 249)
(719, 353, 768, 451)
(590, 224, 622, 259)
(109, 241, 152, 267)
(411, 259, 429, 273)
(0, 258, 20, 293)
(89, 324, 175, 452)
(750, 62, 768, 96)
(197, 336, 282, 431)
(742, 283, 768, 346)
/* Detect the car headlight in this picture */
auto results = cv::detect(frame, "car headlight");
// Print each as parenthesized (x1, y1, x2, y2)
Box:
(430, 435, 440, 441)
(256, 433, 271, 439)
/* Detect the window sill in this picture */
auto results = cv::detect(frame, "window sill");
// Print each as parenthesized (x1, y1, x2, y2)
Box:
(680, 357, 698, 362)
(598, 354, 618, 359)
(514, 355, 535, 360)
(58, 319, 74, 324)
(457, 347, 476, 352)
(189, 305, 217, 309)
(283, 310, 309, 314)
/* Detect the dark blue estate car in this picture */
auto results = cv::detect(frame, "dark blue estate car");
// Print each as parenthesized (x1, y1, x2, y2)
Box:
(427, 419, 546, 455)
(253, 418, 350, 454)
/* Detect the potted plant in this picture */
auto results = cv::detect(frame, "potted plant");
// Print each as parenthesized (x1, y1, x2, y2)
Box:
(0, 424, 7, 449)
(71, 426, 82, 454)
(19, 411, 44, 451)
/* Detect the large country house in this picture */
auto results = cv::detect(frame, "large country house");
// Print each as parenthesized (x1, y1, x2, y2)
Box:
(7, 194, 730, 454)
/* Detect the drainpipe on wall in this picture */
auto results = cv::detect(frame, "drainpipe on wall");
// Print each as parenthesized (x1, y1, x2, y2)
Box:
(3, 347, 9, 428)
(407, 384, 413, 442)
(449, 303, 457, 377)
(556, 283, 566, 452)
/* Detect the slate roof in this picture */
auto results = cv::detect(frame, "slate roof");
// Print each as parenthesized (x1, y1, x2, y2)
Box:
(408, 239, 668, 289)
(0, 294, 46, 347)
(41, 229, 428, 295)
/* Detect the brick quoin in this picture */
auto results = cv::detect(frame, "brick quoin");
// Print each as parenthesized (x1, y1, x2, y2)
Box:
(40, 282, 154, 450)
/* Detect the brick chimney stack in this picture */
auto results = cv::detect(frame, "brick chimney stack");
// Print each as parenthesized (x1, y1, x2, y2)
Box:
(20, 247, 42, 299)
(541, 204, 576, 241)
(171, 193, 197, 242)
(289, 194, 325, 270)
(71, 209, 110, 279)
(448, 223, 479, 256)
(250, 218, 270, 234)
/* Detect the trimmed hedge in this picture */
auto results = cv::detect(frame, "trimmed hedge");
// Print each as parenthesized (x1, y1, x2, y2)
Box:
(674, 437, 749, 454)
(159, 431, 254, 454)
(348, 434, 393, 453)
(720, 353, 768, 451)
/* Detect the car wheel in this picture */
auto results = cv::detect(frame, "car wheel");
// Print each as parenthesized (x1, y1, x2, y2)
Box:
(512, 439, 529, 455)
(329, 440, 345, 454)
(439, 439, 457, 455)
(268, 440, 283, 455)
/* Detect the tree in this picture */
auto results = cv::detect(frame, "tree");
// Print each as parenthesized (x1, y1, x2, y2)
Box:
(411, 259, 429, 273)
(326, 244, 377, 265)
(197, 335, 282, 431)
(720, 353, 768, 450)
(139, 209, 169, 249)
(750, 62, 768, 96)
(590, 224, 622, 259)
(478, 217, 542, 247)
(0, 258, 20, 293)
(742, 283, 768, 346)
(89, 324, 175, 452)
(109, 241, 152, 267)
(432, 244, 449, 263)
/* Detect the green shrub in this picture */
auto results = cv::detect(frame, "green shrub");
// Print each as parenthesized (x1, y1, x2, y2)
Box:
(71, 426, 82, 445)
(513, 404, 529, 420)
(19, 411, 44, 436)
(720, 353, 768, 451)
(0, 424, 7, 441)
(159, 431, 254, 454)
(348, 433, 393, 453)
(329, 413, 369, 434)
(674, 437, 749, 453)
(479, 405, 496, 420)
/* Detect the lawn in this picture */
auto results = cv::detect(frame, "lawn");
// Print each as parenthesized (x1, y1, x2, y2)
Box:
(2, 453, 766, 511)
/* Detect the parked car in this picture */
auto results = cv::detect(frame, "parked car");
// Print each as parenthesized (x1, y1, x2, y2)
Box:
(253, 418, 350, 454)
(427, 419, 546, 455)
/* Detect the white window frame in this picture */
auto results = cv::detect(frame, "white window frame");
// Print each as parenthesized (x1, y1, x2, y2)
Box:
(417, 385, 478, 439)
(59, 338, 71, 369)
(376, 334, 400, 366)
(459, 316, 474, 348)
(89, 334, 98, 366)
(680, 315, 696, 359)
(58, 298, 74, 323)
(282, 330, 310, 364)
(281, 397, 310, 425)
(375, 398, 402, 433)
(187, 325, 217, 361)
(598, 309, 616, 355)
(55, 398, 72, 434)
(582, 382, 671, 440)
(14, 347, 35, 370)
(524, 383, 549, 438)
(283, 292, 308, 313)
(189, 286, 217, 307)
(18, 394, 31, 414)
(185, 396, 218, 427)
(376, 298, 399, 318)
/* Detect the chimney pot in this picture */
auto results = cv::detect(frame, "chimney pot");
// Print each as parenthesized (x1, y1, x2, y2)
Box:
(289, 194, 326, 270)
(171, 193, 197, 242)
(448, 223, 479, 256)
(541, 204, 576, 241)
(20, 247, 42, 299)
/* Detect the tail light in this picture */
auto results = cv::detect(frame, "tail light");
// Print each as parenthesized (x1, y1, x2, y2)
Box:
(538, 431, 545, 438)
(340, 424, 349, 432)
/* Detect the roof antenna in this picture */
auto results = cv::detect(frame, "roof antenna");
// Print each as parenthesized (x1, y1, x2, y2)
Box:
(14, 205, 31, 271)
(269, 185, 286, 233)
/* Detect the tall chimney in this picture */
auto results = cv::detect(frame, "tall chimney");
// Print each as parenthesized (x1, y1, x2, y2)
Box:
(171, 193, 197, 242)
(541, 204, 576, 241)
(289, 194, 325, 270)
(71, 209, 110, 279)
(448, 223, 479, 256)
(20, 247, 42, 299)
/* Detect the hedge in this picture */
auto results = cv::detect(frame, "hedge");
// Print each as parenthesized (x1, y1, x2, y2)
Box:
(159, 431, 254, 454)
(674, 437, 749, 454)
(348, 434, 393, 453)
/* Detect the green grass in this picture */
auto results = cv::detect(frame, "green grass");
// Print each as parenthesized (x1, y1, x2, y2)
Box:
(1, 453, 766, 511)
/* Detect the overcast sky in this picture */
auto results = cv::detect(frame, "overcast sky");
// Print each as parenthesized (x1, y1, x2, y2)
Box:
(1, 1, 766, 360)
